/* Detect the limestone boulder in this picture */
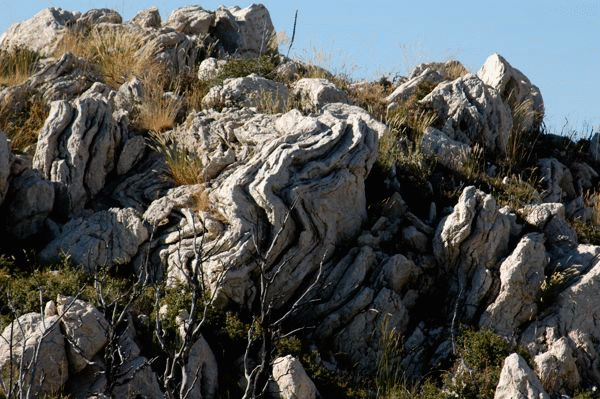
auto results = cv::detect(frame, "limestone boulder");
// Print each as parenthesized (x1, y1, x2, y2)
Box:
(212, 4, 275, 57)
(433, 186, 513, 321)
(494, 354, 549, 399)
(197, 57, 227, 81)
(333, 288, 409, 371)
(164, 5, 214, 35)
(291, 78, 349, 111)
(478, 53, 544, 131)
(537, 157, 576, 203)
(420, 126, 470, 170)
(182, 335, 218, 399)
(421, 74, 513, 154)
(386, 67, 443, 112)
(534, 337, 580, 395)
(33, 83, 126, 215)
(272, 355, 317, 399)
(57, 295, 109, 373)
(0, 313, 68, 395)
(480, 233, 546, 336)
(27, 52, 97, 102)
(76, 9, 122, 26)
(130, 7, 161, 29)
(197, 103, 381, 308)
(40, 207, 149, 272)
(202, 74, 288, 109)
(116, 135, 146, 175)
(0, 7, 79, 55)
(519, 255, 600, 388)
(2, 169, 55, 239)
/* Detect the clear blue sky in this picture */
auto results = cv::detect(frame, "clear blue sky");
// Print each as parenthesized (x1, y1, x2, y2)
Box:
(2, 1, 599, 135)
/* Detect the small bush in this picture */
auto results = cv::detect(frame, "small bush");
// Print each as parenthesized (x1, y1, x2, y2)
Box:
(0, 257, 94, 331)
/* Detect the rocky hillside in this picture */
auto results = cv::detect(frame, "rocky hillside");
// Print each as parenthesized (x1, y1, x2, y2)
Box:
(1, 4, 600, 399)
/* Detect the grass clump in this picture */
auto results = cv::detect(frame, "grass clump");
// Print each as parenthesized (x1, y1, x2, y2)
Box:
(0, 94, 49, 152)
(56, 26, 163, 90)
(149, 131, 205, 186)
(0, 47, 40, 87)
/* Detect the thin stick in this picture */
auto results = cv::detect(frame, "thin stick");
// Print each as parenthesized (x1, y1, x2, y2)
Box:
(287, 10, 298, 58)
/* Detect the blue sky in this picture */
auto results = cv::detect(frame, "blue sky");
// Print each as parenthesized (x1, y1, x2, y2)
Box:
(1, 1, 599, 135)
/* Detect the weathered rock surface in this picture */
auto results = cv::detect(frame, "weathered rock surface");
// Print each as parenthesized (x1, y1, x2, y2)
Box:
(213, 4, 275, 57)
(40, 207, 149, 272)
(434, 186, 513, 321)
(272, 355, 317, 399)
(533, 337, 580, 395)
(420, 126, 470, 170)
(292, 78, 349, 111)
(538, 157, 576, 203)
(0, 312, 68, 395)
(494, 353, 549, 399)
(421, 74, 513, 154)
(33, 83, 126, 214)
(197, 57, 226, 81)
(478, 53, 544, 131)
(202, 74, 288, 109)
(130, 6, 161, 28)
(386, 67, 443, 111)
(0, 7, 79, 55)
(198, 103, 383, 308)
(182, 335, 218, 399)
(164, 5, 214, 35)
(57, 295, 109, 373)
(480, 233, 546, 336)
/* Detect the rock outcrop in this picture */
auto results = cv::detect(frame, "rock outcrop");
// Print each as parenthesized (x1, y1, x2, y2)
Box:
(2, 3, 600, 397)
(494, 354, 549, 399)
(272, 355, 317, 399)
(421, 74, 513, 154)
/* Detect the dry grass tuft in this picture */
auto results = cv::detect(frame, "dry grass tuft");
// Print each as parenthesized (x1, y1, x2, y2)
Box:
(56, 26, 164, 89)
(149, 131, 204, 186)
(133, 77, 181, 133)
(0, 47, 40, 87)
(0, 95, 49, 152)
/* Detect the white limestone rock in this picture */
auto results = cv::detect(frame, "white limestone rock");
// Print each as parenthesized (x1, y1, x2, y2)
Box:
(478, 53, 544, 131)
(421, 74, 513, 154)
(480, 233, 546, 336)
(291, 78, 349, 111)
(130, 6, 161, 29)
(182, 335, 219, 399)
(164, 5, 214, 35)
(2, 169, 55, 239)
(213, 4, 275, 57)
(272, 355, 317, 399)
(57, 295, 109, 373)
(420, 126, 471, 170)
(386, 67, 443, 112)
(40, 207, 149, 272)
(494, 353, 549, 399)
(0, 313, 68, 395)
(0, 7, 79, 56)
(433, 186, 512, 321)
(202, 74, 288, 109)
